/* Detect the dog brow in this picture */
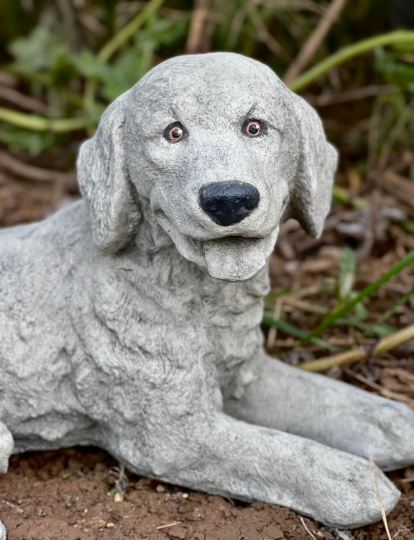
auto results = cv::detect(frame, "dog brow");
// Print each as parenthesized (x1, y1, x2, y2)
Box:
(243, 103, 259, 120)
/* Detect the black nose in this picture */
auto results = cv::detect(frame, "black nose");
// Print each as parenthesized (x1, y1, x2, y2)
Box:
(199, 181, 260, 227)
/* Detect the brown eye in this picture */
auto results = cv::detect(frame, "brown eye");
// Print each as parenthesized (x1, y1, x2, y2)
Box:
(242, 118, 267, 138)
(246, 121, 260, 136)
(170, 127, 183, 140)
(164, 122, 187, 143)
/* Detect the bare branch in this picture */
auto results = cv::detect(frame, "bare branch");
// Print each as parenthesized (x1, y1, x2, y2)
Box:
(0, 151, 76, 189)
(284, 0, 347, 83)
(186, 0, 211, 54)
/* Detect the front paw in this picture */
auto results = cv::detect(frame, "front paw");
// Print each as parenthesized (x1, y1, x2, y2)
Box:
(310, 452, 400, 529)
(368, 400, 414, 471)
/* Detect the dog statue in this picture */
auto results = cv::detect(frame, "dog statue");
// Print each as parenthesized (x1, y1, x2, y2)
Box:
(1, 53, 413, 531)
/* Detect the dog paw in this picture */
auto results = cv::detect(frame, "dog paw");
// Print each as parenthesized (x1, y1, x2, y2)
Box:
(314, 453, 400, 529)
(368, 400, 414, 471)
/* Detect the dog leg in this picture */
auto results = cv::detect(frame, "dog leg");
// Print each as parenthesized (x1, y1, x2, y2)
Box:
(224, 352, 414, 471)
(0, 422, 13, 474)
(116, 412, 399, 528)
(0, 422, 13, 540)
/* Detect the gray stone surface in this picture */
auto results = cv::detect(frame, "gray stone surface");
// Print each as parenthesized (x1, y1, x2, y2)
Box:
(0, 53, 413, 530)
(0, 520, 6, 540)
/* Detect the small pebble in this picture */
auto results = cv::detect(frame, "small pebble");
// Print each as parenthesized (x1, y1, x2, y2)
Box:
(106, 523, 115, 528)
(114, 493, 124, 503)
(156, 485, 166, 493)
(182, 493, 188, 499)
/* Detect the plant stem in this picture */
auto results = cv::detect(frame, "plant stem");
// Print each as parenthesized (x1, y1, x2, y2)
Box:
(299, 323, 414, 372)
(288, 30, 414, 93)
(99, 0, 165, 62)
(0, 107, 93, 132)
(83, 0, 165, 124)
(303, 250, 414, 343)
(377, 286, 414, 324)
(284, 0, 347, 83)
(262, 311, 339, 351)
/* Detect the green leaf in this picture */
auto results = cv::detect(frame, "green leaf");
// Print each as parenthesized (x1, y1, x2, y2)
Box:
(101, 41, 155, 101)
(70, 50, 107, 80)
(9, 22, 69, 78)
(304, 251, 414, 343)
(0, 123, 60, 156)
(338, 247, 356, 300)
(375, 47, 414, 90)
(354, 300, 369, 321)
(335, 317, 396, 338)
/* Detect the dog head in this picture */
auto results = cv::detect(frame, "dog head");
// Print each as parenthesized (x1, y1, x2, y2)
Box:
(77, 53, 337, 281)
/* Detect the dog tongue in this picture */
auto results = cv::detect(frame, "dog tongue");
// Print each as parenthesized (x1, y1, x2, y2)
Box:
(203, 237, 267, 281)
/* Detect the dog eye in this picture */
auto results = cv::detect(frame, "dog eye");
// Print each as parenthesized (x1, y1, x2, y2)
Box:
(242, 118, 267, 138)
(164, 122, 187, 143)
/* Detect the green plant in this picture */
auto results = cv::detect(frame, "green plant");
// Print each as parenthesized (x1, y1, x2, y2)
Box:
(1, 0, 413, 159)
(303, 250, 414, 343)
(0, 0, 187, 151)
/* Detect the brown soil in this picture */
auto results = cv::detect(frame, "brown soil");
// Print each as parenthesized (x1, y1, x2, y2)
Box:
(1, 447, 413, 540)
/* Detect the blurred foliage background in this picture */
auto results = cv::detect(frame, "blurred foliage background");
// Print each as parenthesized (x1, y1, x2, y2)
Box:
(0, 0, 413, 175)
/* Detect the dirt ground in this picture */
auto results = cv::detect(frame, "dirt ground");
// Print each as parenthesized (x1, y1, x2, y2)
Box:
(1, 447, 414, 540)
(1, 163, 414, 539)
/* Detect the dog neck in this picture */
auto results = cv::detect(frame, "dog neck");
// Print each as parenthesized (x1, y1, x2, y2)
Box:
(92, 197, 270, 377)
(128, 197, 271, 325)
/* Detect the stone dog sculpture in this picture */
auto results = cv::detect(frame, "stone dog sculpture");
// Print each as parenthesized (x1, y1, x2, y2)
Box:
(0, 53, 414, 531)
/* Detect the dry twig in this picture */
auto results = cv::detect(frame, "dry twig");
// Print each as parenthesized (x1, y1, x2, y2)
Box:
(186, 0, 210, 54)
(0, 150, 76, 188)
(0, 86, 49, 114)
(369, 457, 392, 540)
(55, 0, 80, 52)
(375, 170, 414, 210)
(156, 521, 182, 530)
(305, 85, 393, 107)
(343, 367, 414, 408)
(299, 324, 414, 372)
(300, 517, 317, 540)
(266, 297, 283, 349)
(284, 0, 347, 83)
(244, 0, 283, 56)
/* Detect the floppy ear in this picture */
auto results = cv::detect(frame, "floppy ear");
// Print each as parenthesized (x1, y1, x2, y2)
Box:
(77, 90, 141, 253)
(287, 93, 338, 238)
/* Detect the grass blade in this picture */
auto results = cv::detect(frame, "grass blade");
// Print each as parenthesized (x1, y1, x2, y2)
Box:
(303, 250, 414, 343)
(377, 285, 414, 324)
(262, 311, 339, 351)
(288, 30, 414, 93)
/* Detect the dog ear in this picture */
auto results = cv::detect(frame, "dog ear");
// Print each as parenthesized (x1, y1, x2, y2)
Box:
(77, 90, 142, 253)
(286, 93, 338, 238)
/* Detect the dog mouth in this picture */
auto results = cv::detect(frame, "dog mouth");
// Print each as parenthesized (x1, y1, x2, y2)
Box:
(201, 235, 275, 281)
(154, 207, 278, 281)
